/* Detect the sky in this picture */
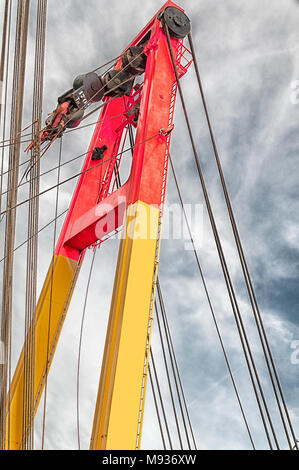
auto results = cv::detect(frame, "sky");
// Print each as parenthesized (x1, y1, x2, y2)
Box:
(0, 0, 299, 450)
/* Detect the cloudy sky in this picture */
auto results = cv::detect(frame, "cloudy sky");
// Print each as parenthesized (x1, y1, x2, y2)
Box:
(1, 0, 299, 450)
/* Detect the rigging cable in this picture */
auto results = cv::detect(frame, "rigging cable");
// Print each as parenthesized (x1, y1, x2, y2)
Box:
(0, 112, 126, 194)
(155, 299, 183, 449)
(0, 132, 161, 219)
(148, 363, 166, 450)
(76, 246, 98, 450)
(187, 32, 298, 451)
(22, 0, 47, 450)
(0, 208, 69, 265)
(41, 136, 62, 450)
(156, 277, 198, 450)
(163, 22, 279, 449)
(169, 155, 255, 449)
(0, 0, 30, 450)
(0, 0, 11, 218)
(0, 0, 12, 448)
(0, 0, 9, 127)
(1, 149, 89, 199)
(156, 280, 193, 449)
(149, 348, 173, 449)
(0, 123, 35, 145)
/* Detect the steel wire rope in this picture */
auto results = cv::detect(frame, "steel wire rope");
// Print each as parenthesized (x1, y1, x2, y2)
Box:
(0, 0, 12, 218)
(0, 112, 126, 188)
(0, 127, 40, 148)
(0, 0, 12, 449)
(156, 279, 192, 450)
(169, 155, 255, 449)
(156, 277, 198, 450)
(0, 132, 160, 219)
(187, 32, 298, 451)
(41, 136, 62, 450)
(1, 190, 66, 445)
(1, 150, 88, 199)
(150, 349, 173, 449)
(163, 22, 279, 450)
(0, 0, 30, 450)
(76, 246, 98, 450)
(15, 113, 129, 195)
(22, 0, 47, 449)
(0, 208, 68, 264)
(0, 126, 35, 145)
(155, 300, 183, 449)
(0, 0, 10, 127)
(148, 363, 166, 450)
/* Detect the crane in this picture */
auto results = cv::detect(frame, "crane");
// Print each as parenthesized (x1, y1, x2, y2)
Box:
(1, 0, 297, 453)
(4, 1, 192, 450)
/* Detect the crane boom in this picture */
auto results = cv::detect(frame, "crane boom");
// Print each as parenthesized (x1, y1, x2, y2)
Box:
(5, 1, 192, 450)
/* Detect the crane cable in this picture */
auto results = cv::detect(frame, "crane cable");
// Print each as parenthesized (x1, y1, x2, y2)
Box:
(41, 136, 62, 450)
(163, 22, 279, 450)
(0, 0, 12, 218)
(22, 0, 47, 450)
(149, 348, 173, 449)
(148, 362, 166, 450)
(154, 298, 184, 450)
(169, 155, 255, 449)
(0, 112, 126, 194)
(77, 246, 98, 450)
(187, 32, 298, 451)
(0, 0, 30, 450)
(0, 207, 69, 265)
(156, 278, 198, 450)
(0, 0, 9, 127)
(155, 281, 195, 450)
(0, 132, 161, 220)
(0, 0, 12, 449)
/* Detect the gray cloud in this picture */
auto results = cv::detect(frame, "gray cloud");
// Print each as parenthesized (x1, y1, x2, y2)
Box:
(1, 0, 299, 450)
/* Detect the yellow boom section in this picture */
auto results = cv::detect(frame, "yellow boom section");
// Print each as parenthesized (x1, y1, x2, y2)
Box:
(6, 255, 80, 449)
(90, 201, 161, 450)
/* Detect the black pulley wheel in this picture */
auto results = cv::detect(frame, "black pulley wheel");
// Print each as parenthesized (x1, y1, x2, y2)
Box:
(158, 6, 190, 39)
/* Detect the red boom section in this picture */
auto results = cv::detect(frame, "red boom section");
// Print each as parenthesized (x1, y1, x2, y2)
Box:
(55, 0, 191, 261)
